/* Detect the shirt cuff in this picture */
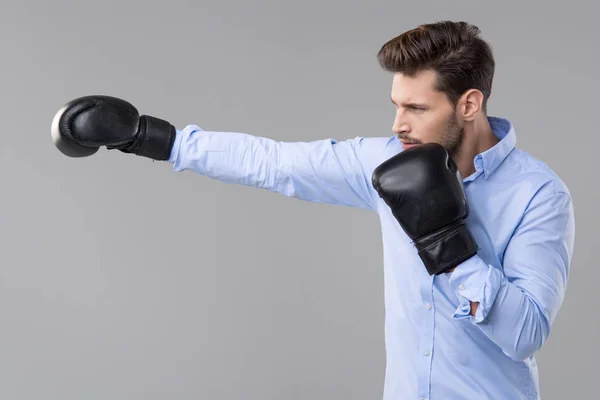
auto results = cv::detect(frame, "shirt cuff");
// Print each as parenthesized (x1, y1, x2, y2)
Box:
(168, 129, 184, 164)
(448, 255, 496, 323)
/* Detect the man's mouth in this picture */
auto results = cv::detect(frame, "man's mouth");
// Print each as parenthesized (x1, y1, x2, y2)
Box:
(401, 141, 420, 149)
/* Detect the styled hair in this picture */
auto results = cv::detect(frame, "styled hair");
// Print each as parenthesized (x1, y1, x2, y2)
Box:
(377, 21, 495, 113)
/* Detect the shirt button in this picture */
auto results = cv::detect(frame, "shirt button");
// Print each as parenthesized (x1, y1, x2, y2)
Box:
(424, 350, 430, 356)
(425, 303, 432, 310)
(458, 284, 465, 291)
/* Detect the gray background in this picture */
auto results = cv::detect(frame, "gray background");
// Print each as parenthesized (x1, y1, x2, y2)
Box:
(1, 0, 597, 399)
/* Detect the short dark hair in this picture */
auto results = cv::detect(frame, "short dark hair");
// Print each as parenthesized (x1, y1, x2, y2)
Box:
(377, 21, 495, 113)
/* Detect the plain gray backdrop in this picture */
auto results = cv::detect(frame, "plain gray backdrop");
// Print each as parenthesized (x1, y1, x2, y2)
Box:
(1, 0, 597, 399)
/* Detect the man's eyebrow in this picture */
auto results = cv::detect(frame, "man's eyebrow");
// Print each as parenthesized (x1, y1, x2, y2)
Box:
(390, 97, 428, 108)
(404, 102, 428, 108)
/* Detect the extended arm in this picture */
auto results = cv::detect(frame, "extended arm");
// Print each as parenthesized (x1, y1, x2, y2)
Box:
(51, 95, 389, 211)
(169, 124, 384, 209)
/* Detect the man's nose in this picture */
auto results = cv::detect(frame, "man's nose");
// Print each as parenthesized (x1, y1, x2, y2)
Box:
(392, 111, 410, 134)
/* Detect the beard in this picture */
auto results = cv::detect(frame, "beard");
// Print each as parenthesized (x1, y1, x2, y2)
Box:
(439, 111, 464, 158)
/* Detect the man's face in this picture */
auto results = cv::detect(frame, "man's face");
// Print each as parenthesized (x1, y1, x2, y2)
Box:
(390, 69, 464, 156)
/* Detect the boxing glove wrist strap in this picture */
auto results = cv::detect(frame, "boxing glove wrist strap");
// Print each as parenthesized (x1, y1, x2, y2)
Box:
(124, 115, 177, 161)
(414, 221, 478, 275)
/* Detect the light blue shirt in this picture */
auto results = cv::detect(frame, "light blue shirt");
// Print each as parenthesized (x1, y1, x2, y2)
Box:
(167, 117, 575, 400)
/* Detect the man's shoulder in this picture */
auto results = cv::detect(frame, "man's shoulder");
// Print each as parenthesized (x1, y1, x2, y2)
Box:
(350, 134, 403, 168)
(503, 147, 571, 200)
(353, 135, 400, 150)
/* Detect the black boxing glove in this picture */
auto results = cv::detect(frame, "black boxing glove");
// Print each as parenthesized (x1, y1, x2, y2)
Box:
(371, 143, 478, 275)
(51, 95, 176, 160)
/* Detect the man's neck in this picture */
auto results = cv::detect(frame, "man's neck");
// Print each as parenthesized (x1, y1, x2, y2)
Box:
(453, 116, 499, 179)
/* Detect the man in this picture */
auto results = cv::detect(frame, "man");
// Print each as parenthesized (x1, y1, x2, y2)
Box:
(51, 20, 575, 400)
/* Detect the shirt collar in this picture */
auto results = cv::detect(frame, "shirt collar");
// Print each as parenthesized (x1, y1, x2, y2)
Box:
(470, 116, 516, 180)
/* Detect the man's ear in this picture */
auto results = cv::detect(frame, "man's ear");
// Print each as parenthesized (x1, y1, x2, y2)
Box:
(459, 89, 484, 121)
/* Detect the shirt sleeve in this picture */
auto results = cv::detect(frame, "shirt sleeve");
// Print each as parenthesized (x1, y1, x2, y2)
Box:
(167, 125, 389, 210)
(448, 188, 575, 361)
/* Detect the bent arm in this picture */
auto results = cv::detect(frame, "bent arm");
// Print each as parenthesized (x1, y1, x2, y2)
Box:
(168, 125, 388, 210)
(448, 190, 575, 361)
